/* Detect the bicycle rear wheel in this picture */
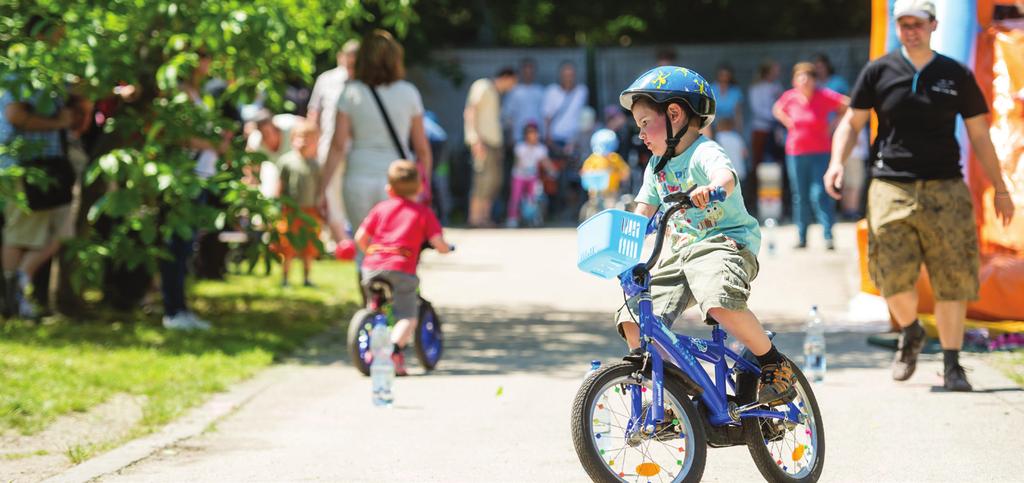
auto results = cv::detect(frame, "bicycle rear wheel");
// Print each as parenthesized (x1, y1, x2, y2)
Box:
(737, 359, 825, 482)
(414, 298, 443, 370)
(347, 309, 374, 376)
(571, 361, 706, 483)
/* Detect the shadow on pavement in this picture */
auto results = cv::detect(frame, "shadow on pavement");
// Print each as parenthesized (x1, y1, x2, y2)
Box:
(287, 303, 906, 378)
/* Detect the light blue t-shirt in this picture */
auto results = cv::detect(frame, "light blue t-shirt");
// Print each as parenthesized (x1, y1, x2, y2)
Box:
(712, 84, 744, 121)
(637, 136, 761, 255)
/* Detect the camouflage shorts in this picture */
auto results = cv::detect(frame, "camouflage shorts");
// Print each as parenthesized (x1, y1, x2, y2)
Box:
(867, 178, 979, 301)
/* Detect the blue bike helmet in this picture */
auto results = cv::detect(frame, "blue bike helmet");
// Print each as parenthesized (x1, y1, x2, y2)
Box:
(590, 128, 619, 156)
(620, 66, 716, 169)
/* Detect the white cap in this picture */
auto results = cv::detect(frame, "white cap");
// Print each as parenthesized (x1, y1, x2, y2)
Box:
(893, 0, 936, 20)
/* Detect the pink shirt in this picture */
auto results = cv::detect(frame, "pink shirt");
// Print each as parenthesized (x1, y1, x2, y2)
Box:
(360, 197, 442, 275)
(775, 88, 845, 155)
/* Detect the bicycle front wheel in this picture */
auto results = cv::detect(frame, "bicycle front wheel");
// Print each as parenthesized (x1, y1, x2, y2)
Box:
(570, 361, 707, 483)
(738, 359, 825, 482)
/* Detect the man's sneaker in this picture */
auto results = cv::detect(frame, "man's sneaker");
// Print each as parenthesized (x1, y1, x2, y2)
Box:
(758, 360, 797, 406)
(892, 324, 926, 381)
(181, 311, 212, 331)
(943, 364, 973, 392)
(163, 312, 196, 331)
(392, 350, 408, 377)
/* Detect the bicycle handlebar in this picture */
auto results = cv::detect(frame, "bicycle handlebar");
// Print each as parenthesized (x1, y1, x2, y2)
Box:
(640, 185, 726, 273)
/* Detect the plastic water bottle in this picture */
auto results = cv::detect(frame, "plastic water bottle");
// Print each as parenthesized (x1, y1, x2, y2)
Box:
(370, 317, 394, 407)
(802, 305, 826, 382)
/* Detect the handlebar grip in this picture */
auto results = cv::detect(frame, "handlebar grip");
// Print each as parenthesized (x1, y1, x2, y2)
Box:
(709, 186, 727, 203)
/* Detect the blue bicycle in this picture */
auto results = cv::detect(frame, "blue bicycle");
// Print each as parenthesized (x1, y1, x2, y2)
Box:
(571, 188, 825, 482)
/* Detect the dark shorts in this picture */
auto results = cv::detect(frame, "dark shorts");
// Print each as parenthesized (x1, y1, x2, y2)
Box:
(361, 269, 420, 320)
(867, 178, 980, 300)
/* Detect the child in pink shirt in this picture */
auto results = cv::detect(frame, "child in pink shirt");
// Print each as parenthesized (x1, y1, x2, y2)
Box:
(355, 160, 451, 375)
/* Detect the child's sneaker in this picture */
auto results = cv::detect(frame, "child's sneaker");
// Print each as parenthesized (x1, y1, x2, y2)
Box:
(758, 360, 796, 405)
(392, 350, 408, 377)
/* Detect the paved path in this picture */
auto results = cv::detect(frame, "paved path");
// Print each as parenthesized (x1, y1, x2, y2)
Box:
(67, 224, 1024, 482)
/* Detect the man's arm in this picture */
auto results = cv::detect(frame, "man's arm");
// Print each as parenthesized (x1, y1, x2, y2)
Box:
(824, 107, 871, 199)
(965, 114, 1015, 226)
(5, 102, 72, 132)
(464, 98, 485, 161)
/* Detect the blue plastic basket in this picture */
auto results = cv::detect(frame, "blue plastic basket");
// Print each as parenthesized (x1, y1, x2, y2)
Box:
(581, 171, 611, 192)
(577, 209, 648, 278)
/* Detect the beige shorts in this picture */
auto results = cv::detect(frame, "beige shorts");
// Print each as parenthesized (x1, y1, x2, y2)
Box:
(3, 202, 73, 249)
(615, 234, 759, 336)
(867, 178, 979, 300)
(471, 145, 503, 202)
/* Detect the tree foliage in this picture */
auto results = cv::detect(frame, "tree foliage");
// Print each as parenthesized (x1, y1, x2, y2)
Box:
(409, 0, 869, 49)
(0, 0, 418, 302)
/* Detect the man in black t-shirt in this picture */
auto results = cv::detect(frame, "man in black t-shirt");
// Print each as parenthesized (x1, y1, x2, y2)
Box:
(824, 0, 1015, 392)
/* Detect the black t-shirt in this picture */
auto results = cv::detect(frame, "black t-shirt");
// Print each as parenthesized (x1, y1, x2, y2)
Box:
(850, 50, 989, 180)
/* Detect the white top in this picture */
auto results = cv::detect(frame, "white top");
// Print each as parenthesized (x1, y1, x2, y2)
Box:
(715, 130, 748, 181)
(542, 83, 588, 142)
(464, 78, 503, 147)
(336, 80, 424, 178)
(748, 81, 784, 131)
(513, 142, 549, 178)
(502, 83, 546, 141)
(308, 67, 348, 161)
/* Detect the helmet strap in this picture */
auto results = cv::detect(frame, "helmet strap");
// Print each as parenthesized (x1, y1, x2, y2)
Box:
(654, 104, 689, 174)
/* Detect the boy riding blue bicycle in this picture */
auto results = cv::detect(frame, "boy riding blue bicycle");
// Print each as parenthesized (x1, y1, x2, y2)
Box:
(617, 66, 795, 406)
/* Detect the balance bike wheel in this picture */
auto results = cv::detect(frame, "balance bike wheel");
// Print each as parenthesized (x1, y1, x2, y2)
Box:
(347, 309, 375, 376)
(414, 298, 443, 371)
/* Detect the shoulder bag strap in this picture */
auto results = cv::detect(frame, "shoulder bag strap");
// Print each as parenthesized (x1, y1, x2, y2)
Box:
(368, 85, 409, 160)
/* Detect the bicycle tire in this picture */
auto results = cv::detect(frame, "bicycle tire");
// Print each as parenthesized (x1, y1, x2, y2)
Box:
(414, 298, 443, 370)
(571, 361, 707, 483)
(347, 309, 375, 376)
(737, 358, 826, 482)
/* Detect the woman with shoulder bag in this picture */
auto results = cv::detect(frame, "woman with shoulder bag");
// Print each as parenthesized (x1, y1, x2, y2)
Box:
(318, 29, 432, 266)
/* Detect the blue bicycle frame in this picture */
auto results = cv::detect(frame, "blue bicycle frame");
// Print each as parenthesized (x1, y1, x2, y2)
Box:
(619, 187, 803, 437)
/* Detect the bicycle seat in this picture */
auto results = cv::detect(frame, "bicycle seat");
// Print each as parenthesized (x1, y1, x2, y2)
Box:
(364, 277, 393, 302)
(704, 315, 720, 326)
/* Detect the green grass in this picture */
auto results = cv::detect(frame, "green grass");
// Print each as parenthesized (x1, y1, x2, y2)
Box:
(1, 450, 49, 461)
(0, 259, 359, 437)
(994, 349, 1024, 387)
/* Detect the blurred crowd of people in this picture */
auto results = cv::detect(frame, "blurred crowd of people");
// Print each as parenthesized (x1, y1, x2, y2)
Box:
(0, 15, 871, 326)
(452, 51, 869, 236)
